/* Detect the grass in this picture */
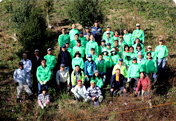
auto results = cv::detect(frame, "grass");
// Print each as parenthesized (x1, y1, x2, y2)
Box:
(0, 0, 176, 120)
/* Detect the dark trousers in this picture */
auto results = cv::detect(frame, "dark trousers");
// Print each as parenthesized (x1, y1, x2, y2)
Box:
(129, 78, 139, 92)
(38, 82, 48, 95)
(84, 75, 93, 89)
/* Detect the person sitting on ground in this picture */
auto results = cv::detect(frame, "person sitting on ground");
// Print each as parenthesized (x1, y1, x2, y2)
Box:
(13, 62, 33, 101)
(72, 52, 84, 70)
(91, 70, 104, 89)
(84, 54, 96, 88)
(71, 80, 87, 102)
(38, 87, 50, 109)
(56, 64, 70, 94)
(86, 80, 103, 106)
(71, 65, 85, 88)
(110, 69, 127, 97)
(37, 59, 51, 95)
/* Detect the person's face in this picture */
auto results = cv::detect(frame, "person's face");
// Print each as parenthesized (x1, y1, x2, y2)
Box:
(62, 47, 66, 52)
(47, 50, 52, 55)
(133, 60, 137, 64)
(19, 65, 23, 69)
(65, 44, 69, 48)
(42, 90, 46, 95)
(90, 35, 94, 40)
(119, 37, 123, 41)
(107, 28, 110, 31)
(147, 54, 151, 59)
(136, 26, 140, 29)
(91, 50, 95, 54)
(115, 31, 118, 35)
(23, 53, 27, 60)
(75, 66, 80, 72)
(76, 54, 79, 57)
(86, 28, 89, 32)
(140, 72, 145, 78)
(60, 67, 65, 71)
(148, 48, 152, 51)
(101, 42, 105, 46)
(62, 29, 66, 34)
(35, 51, 39, 56)
(116, 70, 120, 75)
(107, 45, 111, 49)
(95, 73, 98, 77)
(72, 24, 76, 29)
(41, 60, 46, 67)
(99, 56, 103, 61)
(130, 47, 134, 52)
(91, 82, 95, 88)
(136, 39, 140, 44)
(77, 81, 82, 87)
(118, 61, 123, 65)
(80, 34, 83, 37)
(114, 41, 118, 46)
(75, 35, 79, 40)
(107, 33, 110, 38)
(138, 55, 142, 59)
(159, 41, 163, 45)
(125, 46, 129, 51)
(77, 42, 81, 46)
(137, 46, 141, 50)
(94, 22, 98, 27)
(86, 36, 90, 41)
(124, 30, 127, 34)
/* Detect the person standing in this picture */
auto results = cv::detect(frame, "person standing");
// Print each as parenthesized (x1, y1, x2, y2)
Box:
(69, 23, 79, 41)
(58, 28, 70, 50)
(37, 59, 51, 95)
(102, 25, 114, 39)
(31, 49, 42, 93)
(155, 39, 168, 76)
(86, 34, 99, 55)
(123, 29, 132, 46)
(91, 20, 102, 45)
(104, 31, 114, 46)
(21, 53, 32, 88)
(84, 26, 90, 37)
(72, 39, 85, 59)
(79, 31, 87, 48)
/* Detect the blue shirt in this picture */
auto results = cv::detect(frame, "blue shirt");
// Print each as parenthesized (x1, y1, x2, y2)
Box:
(91, 26, 102, 40)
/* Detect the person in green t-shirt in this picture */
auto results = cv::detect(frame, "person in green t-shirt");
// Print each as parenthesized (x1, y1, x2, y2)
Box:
(129, 46, 136, 66)
(123, 45, 131, 69)
(72, 39, 85, 59)
(79, 31, 87, 47)
(106, 43, 112, 56)
(155, 39, 168, 75)
(123, 29, 132, 46)
(89, 48, 98, 62)
(111, 48, 120, 66)
(58, 28, 70, 50)
(72, 52, 84, 70)
(144, 46, 157, 61)
(103, 25, 114, 39)
(69, 24, 79, 41)
(91, 70, 104, 89)
(70, 34, 79, 48)
(113, 30, 119, 41)
(99, 39, 107, 55)
(135, 44, 145, 58)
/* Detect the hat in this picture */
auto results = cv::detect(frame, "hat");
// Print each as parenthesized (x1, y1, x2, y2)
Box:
(106, 31, 110, 34)
(65, 42, 69, 44)
(101, 39, 105, 42)
(147, 45, 152, 49)
(85, 26, 89, 29)
(77, 39, 81, 43)
(133, 57, 137, 60)
(103, 49, 107, 52)
(119, 58, 123, 62)
(62, 45, 66, 48)
(111, 48, 116, 52)
(137, 52, 142, 56)
(87, 54, 92, 58)
(159, 39, 163, 42)
(119, 35, 123, 38)
(35, 49, 39, 52)
(19, 62, 23, 65)
(77, 80, 82, 83)
(136, 23, 140, 27)
(107, 43, 111, 46)
(47, 48, 52, 51)
(107, 25, 110, 28)
(91, 48, 95, 51)
(90, 80, 96, 84)
(80, 31, 83, 34)
(60, 64, 65, 67)
(41, 87, 47, 92)
(94, 70, 99, 73)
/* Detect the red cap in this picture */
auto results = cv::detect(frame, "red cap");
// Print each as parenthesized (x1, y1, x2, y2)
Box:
(119, 35, 123, 38)
(77, 80, 82, 83)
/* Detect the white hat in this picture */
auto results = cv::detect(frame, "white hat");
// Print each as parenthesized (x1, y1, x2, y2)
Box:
(147, 45, 152, 49)
(35, 49, 39, 52)
(103, 49, 107, 52)
(47, 48, 52, 51)
(111, 48, 116, 52)
(137, 52, 142, 56)
(136, 23, 140, 27)
(106, 31, 110, 34)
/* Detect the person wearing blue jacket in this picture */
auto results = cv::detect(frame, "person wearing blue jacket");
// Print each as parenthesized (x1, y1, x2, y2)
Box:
(84, 54, 96, 88)
(91, 20, 102, 45)
(110, 68, 127, 97)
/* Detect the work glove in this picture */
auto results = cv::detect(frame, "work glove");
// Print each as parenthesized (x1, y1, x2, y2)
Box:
(15, 82, 19, 86)
(41, 105, 44, 109)
(40, 81, 44, 85)
(43, 81, 47, 85)
(43, 103, 46, 107)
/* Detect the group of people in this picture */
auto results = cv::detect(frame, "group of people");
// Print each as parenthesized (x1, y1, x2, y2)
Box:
(13, 21, 169, 108)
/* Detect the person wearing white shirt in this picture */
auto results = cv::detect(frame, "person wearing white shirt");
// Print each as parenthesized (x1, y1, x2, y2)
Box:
(20, 53, 32, 88)
(13, 62, 33, 101)
(56, 64, 70, 93)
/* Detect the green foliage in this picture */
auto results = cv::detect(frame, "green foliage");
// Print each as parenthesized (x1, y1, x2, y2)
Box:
(10, 0, 55, 56)
(65, 0, 106, 27)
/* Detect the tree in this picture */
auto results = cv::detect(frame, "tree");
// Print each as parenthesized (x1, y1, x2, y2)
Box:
(44, 0, 54, 28)
(65, 0, 106, 28)
(10, 0, 55, 57)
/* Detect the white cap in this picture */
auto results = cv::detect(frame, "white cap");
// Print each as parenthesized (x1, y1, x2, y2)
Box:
(137, 52, 142, 56)
(35, 49, 39, 52)
(136, 23, 140, 27)
(106, 31, 110, 34)
(147, 45, 152, 49)
(111, 48, 116, 52)
(47, 48, 52, 51)
(103, 49, 107, 52)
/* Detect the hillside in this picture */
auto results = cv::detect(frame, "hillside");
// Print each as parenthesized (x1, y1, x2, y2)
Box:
(0, 0, 176, 120)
